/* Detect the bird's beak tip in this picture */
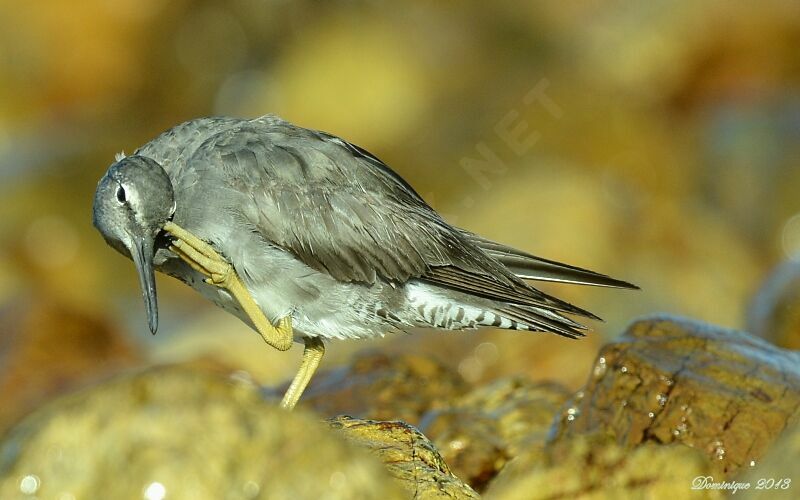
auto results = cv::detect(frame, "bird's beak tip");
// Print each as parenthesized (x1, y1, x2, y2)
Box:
(148, 315, 159, 335)
(130, 233, 160, 337)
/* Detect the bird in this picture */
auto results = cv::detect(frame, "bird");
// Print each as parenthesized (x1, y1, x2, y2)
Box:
(92, 114, 637, 409)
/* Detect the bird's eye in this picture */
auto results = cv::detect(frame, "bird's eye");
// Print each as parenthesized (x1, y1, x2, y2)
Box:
(116, 185, 126, 203)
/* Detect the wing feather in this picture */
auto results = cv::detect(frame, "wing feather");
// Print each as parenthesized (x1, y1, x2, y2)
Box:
(461, 232, 638, 289)
(182, 116, 617, 320)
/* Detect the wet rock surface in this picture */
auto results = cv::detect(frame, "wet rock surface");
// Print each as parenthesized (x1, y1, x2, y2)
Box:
(0, 366, 403, 500)
(329, 416, 479, 499)
(0, 297, 142, 433)
(419, 408, 506, 492)
(300, 351, 468, 425)
(483, 433, 719, 499)
(552, 315, 800, 477)
(738, 421, 800, 499)
(419, 378, 570, 491)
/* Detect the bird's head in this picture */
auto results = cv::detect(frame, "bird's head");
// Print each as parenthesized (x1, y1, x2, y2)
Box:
(92, 154, 175, 334)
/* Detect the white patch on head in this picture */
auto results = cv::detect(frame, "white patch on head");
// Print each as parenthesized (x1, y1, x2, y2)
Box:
(115, 151, 127, 162)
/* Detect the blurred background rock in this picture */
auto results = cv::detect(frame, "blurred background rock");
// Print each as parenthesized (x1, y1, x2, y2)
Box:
(1, 0, 799, 438)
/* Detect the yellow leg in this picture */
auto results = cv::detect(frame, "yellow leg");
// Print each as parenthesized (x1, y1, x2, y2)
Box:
(281, 337, 325, 410)
(164, 221, 323, 409)
(164, 221, 293, 352)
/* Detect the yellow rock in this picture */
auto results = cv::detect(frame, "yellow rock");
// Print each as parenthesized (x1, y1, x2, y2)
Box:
(484, 433, 720, 499)
(330, 416, 479, 499)
(420, 378, 570, 491)
(553, 315, 800, 478)
(0, 366, 403, 500)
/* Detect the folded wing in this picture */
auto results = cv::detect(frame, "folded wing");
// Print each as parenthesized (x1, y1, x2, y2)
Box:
(190, 116, 631, 337)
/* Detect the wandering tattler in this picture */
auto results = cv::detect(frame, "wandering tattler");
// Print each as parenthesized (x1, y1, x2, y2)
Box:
(93, 115, 636, 409)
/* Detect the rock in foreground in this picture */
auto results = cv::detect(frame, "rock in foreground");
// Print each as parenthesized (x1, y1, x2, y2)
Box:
(553, 315, 800, 477)
(330, 416, 479, 499)
(484, 433, 719, 499)
(738, 421, 800, 498)
(419, 378, 571, 491)
(0, 366, 403, 500)
(300, 351, 468, 425)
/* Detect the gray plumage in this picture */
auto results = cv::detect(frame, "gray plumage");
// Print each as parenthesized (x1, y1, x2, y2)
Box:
(93, 115, 636, 343)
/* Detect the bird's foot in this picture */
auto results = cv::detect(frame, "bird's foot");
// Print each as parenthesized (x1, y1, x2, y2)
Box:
(163, 221, 294, 353)
(163, 221, 233, 288)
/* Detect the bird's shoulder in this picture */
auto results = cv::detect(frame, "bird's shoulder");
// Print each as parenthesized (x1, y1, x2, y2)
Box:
(134, 117, 246, 175)
(179, 115, 424, 205)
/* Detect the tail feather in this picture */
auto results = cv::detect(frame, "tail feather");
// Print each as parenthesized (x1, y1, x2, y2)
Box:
(462, 232, 639, 289)
(424, 266, 603, 321)
(412, 232, 639, 340)
(497, 304, 587, 339)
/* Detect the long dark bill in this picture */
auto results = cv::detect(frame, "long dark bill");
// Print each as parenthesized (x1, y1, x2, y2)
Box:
(130, 235, 159, 334)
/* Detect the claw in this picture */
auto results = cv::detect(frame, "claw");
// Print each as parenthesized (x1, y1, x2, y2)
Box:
(163, 221, 295, 358)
